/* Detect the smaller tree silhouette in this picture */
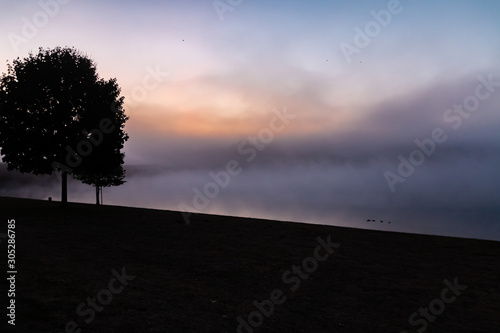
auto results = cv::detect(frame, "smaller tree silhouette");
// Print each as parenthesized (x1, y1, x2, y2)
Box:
(74, 164, 126, 205)
(70, 75, 128, 205)
(72, 127, 126, 205)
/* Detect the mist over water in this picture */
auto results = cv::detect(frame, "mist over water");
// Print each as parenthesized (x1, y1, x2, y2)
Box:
(2, 158, 499, 241)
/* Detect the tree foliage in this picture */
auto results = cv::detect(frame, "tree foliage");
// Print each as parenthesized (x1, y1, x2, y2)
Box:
(0, 47, 128, 204)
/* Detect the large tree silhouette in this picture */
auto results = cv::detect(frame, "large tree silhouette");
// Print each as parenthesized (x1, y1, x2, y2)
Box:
(0, 47, 128, 205)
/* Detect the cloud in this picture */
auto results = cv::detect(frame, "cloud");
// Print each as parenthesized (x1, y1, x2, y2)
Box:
(109, 70, 500, 239)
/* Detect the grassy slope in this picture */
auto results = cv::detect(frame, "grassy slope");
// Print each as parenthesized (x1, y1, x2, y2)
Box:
(0, 196, 499, 332)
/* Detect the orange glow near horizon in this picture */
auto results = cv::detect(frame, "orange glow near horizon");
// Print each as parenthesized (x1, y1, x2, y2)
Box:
(125, 97, 350, 138)
(120, 74, 355, 138)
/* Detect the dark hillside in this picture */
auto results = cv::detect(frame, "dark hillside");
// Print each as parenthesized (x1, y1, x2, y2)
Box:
(1, 197, 499, 332)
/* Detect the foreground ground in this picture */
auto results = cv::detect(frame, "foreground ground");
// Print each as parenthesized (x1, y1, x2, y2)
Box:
(0, 197, 499, 332)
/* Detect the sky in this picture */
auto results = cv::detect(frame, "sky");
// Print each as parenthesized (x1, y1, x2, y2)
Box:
(1, 0, 499, 240)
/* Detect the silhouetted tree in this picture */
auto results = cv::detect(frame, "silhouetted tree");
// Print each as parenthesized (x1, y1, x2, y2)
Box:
(73, 149, 127, 205)
(0, 47, 128, 205)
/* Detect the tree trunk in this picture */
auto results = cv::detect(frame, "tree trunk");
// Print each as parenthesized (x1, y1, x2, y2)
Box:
(61, 172, 67, 206)
(95, 185, 100, 205)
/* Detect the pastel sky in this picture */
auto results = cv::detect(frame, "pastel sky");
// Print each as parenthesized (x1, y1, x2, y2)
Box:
(1, 0, 500, 240)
